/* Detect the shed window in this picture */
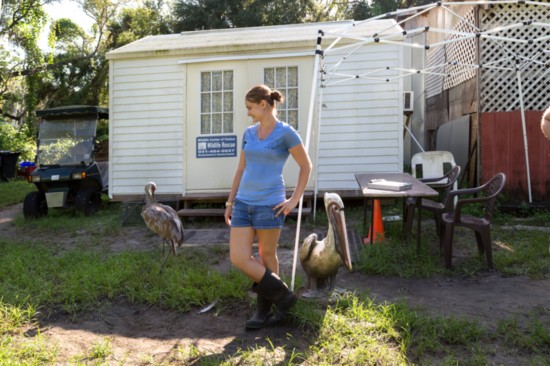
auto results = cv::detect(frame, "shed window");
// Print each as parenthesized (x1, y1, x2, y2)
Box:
(200, 70, 233, 134)
(264, 66, 298, 129)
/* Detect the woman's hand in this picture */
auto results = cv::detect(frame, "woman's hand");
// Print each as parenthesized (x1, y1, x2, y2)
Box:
(274, 198, 299, 217)
(224, 207, 232, 226)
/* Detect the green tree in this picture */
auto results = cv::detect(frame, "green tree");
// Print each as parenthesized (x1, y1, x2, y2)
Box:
(370, 0, 399, 15)
(171, 0, 351, 32)
(370, 0, 434, 16)
(108, 0, 170, 49)
(346, 0, 373, 20)
(0, 0, 54, 129)
(34, 0, 147, 109)
(0, 123, 36, 161)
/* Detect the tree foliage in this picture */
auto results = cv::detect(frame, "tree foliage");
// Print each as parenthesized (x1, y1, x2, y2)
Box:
(172, 0, 354, 32)
(0, 0, 53, 130)
(108, 0, 170, 49)
(0, 123, 36, 161)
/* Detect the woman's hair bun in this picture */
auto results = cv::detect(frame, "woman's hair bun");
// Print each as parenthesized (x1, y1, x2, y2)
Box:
(270, 90, 284, 103)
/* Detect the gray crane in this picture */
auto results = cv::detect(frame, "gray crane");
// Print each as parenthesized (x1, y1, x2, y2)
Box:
(141, 182, 184, 273)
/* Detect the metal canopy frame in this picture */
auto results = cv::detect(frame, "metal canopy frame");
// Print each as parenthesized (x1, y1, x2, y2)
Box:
(291, 0, 550, 290)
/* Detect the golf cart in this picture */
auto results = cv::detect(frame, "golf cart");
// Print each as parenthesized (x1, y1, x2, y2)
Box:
(24, 106, 109, 218)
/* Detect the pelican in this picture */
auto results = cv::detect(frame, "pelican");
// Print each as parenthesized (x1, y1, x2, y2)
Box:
(141, 182, 184, 273)
(541, 106, 550, 141)
(300, 192, 352, 297)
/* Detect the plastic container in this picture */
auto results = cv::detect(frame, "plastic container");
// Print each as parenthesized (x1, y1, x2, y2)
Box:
(18, 161, 37, 178)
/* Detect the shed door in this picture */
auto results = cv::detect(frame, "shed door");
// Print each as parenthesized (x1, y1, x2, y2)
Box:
(185, 57, 315, 193)
(185, 62, 249, 192)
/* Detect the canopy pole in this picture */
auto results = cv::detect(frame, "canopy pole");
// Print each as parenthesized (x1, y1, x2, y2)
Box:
(312, 84, 325, 222)
(291, 31, 323, 291)
(404, 118, 425, 152)
(516, 68, 533, 203)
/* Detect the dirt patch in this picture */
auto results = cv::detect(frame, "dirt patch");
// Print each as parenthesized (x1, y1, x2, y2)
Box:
(40, 300, 302, 364)
(2, 203, 550, 364)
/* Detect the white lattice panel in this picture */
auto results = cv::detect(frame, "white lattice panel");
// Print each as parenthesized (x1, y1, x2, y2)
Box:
(480, 4, 550, 112)
(426, 45, 446, 99)
(443, 7, 477, 91)
(425, 6, 478, 99)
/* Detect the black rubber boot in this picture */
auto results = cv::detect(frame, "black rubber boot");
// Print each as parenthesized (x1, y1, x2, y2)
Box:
(245, 293, 273, 330)
(256, 268, 297, 326)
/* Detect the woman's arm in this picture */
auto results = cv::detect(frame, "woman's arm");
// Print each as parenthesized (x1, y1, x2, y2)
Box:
(274, 143, 312, 217)
(225, 152, 246, 225)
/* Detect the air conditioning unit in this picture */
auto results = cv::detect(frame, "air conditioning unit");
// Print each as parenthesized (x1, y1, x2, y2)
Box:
(403, 91, 414, 114)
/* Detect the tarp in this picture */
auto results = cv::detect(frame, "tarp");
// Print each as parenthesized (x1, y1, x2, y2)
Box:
(36, 105, 109, 119)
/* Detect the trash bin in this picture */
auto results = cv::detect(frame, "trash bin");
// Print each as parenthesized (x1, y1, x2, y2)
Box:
(0, 151, 21, 181)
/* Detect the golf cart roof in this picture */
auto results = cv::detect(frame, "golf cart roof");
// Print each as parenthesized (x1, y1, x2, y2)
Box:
(36, 105, 109, 119)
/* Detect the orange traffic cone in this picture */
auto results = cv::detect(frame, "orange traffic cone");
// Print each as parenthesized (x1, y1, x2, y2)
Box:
(363, 199, 385, 244)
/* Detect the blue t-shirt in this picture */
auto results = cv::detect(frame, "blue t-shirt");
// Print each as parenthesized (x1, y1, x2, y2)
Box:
(236, 121, 302, 205)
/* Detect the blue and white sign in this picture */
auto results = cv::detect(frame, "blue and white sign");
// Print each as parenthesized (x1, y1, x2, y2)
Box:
(196, 135, 237, 158)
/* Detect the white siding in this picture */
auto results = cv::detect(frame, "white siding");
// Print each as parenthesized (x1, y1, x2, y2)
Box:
(109, 57, 185, 197)
(316, 43, 403, 190)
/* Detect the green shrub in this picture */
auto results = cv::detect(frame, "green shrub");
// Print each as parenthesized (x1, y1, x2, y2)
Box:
(0, 123, 36, 162)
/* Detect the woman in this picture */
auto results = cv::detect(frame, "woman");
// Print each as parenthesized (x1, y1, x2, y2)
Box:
(224, 84, 312, 329)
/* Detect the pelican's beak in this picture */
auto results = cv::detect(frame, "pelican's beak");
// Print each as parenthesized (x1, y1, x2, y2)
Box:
(330, 203, 352, 271)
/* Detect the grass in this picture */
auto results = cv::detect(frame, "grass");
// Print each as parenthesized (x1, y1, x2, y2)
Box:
(0, 178, 36, 207)
(1, 180, 549, 364)
(0, 238, 250, 314)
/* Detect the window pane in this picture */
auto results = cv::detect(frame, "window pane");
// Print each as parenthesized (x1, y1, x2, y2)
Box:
(278, 110, 287, 123)
(223, 113, 233, 133)
(288, 67, 298, 87)
(223, 71, 233, 89)
(287, 89, 298, 108)
(212, 71, 222, 91)
(223, 92, 233, 112)
(276, 67, 286, 87)
(201, 72, 211, 92)
(202, 70, 233, 135)
(288, 110, 298, 129)
(201, 93, 211, 113)
(212, 113, 222, 134)
(264, 66, 299, 129)
(201, 114, 210, 134)
(212, 92, 222, 112)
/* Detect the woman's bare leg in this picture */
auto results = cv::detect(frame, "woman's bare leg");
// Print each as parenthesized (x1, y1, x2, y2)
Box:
(256, 228, 281, 275)
(229, 226, 266, 282)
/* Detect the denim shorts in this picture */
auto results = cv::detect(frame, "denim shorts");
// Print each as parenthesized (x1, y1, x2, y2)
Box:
(231, 200, 286, 229)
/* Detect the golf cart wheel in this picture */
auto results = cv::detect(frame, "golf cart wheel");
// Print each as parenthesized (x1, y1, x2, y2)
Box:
(23, 191, 48, 219)
(75, 188, 100, 216)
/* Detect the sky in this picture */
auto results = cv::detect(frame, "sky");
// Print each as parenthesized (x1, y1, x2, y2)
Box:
(43, 1, 95, 30)
(40, 1, 94, 48)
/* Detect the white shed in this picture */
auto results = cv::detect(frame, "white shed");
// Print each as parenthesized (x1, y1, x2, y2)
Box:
(106, 20, 405, 205)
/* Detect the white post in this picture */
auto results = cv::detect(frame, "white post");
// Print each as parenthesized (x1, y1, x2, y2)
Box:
(313, 79, 326, 222)
(291, 30, 323, 291)
(516, 68, 533, 203)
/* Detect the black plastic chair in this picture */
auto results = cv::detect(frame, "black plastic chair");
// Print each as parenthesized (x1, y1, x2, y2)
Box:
(404, 165, 461, 238)
(440, 173, 506, 269)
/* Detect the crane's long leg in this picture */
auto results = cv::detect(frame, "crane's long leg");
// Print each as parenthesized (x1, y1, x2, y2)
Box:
(159, 240, 178, 274)
(159, 251, 171, 274)
(159, 239, 170, 275)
